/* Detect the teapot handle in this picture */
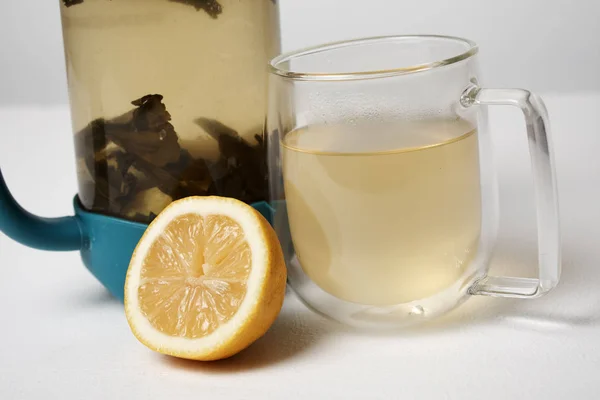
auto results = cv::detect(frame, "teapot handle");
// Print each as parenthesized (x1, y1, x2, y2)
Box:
(0, 168, 82, 251)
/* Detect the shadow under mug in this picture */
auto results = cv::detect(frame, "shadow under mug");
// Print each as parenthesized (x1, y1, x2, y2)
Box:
(0, 168, 273, 301)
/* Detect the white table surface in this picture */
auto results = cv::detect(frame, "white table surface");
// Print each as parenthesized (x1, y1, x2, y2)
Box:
(1, 93, 599, 399)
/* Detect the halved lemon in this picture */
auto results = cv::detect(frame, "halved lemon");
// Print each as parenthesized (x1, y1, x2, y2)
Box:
(124, 196, 286, 361)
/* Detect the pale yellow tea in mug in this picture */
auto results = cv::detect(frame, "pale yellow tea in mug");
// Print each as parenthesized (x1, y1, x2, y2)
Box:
(282, 118, 482, 305)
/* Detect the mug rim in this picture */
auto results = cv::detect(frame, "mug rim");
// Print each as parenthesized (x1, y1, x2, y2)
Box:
(269, 35, 478, 81)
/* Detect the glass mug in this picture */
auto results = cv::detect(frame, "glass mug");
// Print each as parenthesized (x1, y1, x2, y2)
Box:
(267, 35, 560, 328)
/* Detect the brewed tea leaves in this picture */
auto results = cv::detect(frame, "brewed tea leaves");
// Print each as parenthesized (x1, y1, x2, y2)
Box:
(169, 0, 223, 18)
(195, 117, 240, 140)
(87, 151, 140, 214)
(196, 118, 268, 203)
(62, 0, 84, 7)
(164, 150, 212, 198)
(122, 187, 173, 222)
(130, 212, 159, 224)
(75, 94, 182, 222)
(64, 0, 225, 19)
(105, 95, 181, 168)
(74, 118, 110, 182)
(76, 96, 268, 223)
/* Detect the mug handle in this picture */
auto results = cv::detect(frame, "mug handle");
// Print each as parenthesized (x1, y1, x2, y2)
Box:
(0, 167, 82, 251)
(461, 86, 560, 298)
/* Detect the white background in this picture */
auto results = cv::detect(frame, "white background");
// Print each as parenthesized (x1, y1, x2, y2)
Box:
(2, 96, 600, 399)
(0, 0, 598, 105)
(1, 1, 600, 399)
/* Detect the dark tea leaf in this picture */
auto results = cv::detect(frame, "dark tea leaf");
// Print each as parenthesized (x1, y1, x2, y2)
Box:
(62, 0, 84, 7)
(169, 0, 223, 18)
(195, 118, 240, 140)
(164, 151, 212, 198)
(74, 119, 110, 176)
(105, 94, 181, 168)
(87, 152, 138, 215)
(196, 118, 268, 204)
(129, 212, 158, 225)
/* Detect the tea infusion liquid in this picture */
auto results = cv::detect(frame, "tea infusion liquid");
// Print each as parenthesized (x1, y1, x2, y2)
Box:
(282, 118, 482, 305)
(60, 0, 280, 222)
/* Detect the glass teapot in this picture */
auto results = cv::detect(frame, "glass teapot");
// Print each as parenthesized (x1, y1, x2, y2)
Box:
(0, 0, 280, 299)
(64, 0, 280, 223)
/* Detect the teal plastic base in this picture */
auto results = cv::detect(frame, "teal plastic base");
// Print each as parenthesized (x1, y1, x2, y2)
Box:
(0, 166, 274, 301)
(75, 200, 148, 301)
(75, 199, 274, 301)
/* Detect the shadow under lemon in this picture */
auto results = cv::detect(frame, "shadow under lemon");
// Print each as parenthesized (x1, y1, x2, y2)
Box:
(162, 290, 344, 373)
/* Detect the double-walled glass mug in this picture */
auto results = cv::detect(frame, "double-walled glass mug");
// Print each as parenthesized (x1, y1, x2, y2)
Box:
(267, 35, 560, 328)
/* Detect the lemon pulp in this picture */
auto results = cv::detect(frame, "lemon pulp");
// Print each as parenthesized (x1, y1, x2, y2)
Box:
(138, 214, 252, 338)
